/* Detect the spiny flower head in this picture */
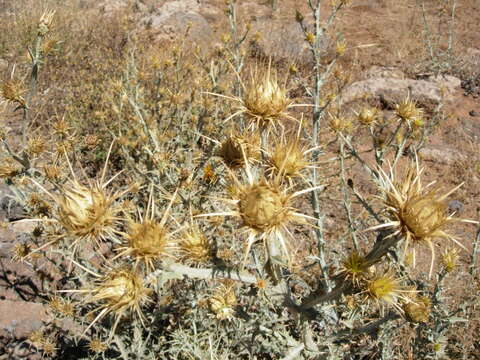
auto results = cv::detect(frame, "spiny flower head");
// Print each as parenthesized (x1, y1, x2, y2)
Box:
(403, 294, 431, 323)
(38, 9, 56, 36)
(242, 66, 291, 126)
(48, 296, 74, 317)
(179, 224, 213, 265)
(337, 251, 370, 286)
(57, 181, 121, 242)
(362, 269, 411, 312)
(238, 182, 290, 232)
(207, 62, 301, 134)
(197, 163, 320, 266)
(441, 247, 459, 273)
(267, 125, 313, 182)
(371, 159, 476, 277)
(0, 158, 21, 178)
(115, 188, 177, 272)
(68, 267, 151, 340)
(88, 338, 108, 353)
(30, 142, 128, 255)
(216, 133, 260, 169)
(395, 94, 423, 125)
(209, 283, 237, 320)
(357, 107, 380, 126)
(329, 114, 354, 134)
(1, 79, 26, 107)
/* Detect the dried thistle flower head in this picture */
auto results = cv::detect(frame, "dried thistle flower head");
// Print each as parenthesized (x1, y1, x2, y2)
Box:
(179, 223, 213, 265)
(329, 114, 354, 134)
(28, 329, 46, 348)
(0, 158, 21, 178)
(357, 107, 380, 126)
(88, 338, 108, 353)
(362, 269, 411, 312)
(57, 180, 122, 246)
(403, 295, 431, 323)
(12, 243, 32, 262)
(336, 39, 347, 56)
(441, 247, 459, 273)
(207, 62, 301, 134)
(43, 164, 62, 182)
(40, 336, 57, 357)
(68, 267, 151, 340)
(30, 142, 128, 256)
(370, 158, 477, 277)
(48, 296, 74, 317)
(38, 9, 56, 36)
(395, 94, 423, 125)
(337, 252, 370, 285)
(26, 136, 47, 157)
(217, 133, 260, 169)
(115, 188, 177, 272)
(266, 125, 314, 182)
(197, 163, 321, 266)
(1, 79, 26, 107)
(209, 283, 237, 320)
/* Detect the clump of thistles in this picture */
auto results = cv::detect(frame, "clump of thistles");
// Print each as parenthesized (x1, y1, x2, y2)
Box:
(370, 158, 477, 277)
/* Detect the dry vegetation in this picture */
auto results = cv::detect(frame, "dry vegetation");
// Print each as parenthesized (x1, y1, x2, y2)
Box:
(0, 0, 479, 359)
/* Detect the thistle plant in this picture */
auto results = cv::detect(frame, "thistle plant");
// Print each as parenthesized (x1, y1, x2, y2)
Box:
(1, 1, 479, 359)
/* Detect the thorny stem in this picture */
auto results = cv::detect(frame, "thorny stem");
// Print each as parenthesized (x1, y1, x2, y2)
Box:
(420, 0, 436, 63)
(447, 0, 456, 55)
(161, 263, 258, 284)
(22, 35, 43, 147)
(299, 0, 342, 294)
(339, 133, 377, 179)
(339, 138, 359, 251)
(333, 311, 401, 340)
(470, 226, 480, 277)
(298, 233, 400, 310)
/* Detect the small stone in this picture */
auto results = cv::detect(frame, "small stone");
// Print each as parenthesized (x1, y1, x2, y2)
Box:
(448, 200, 464, 214)
(470, 110, 478, 117)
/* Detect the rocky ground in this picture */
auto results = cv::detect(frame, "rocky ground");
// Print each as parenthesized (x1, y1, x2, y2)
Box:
(0, 0, 479, 358)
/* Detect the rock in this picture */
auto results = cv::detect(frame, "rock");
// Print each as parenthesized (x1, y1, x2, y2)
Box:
(239, 2, 271, 21)
(469, 110, 477, 117)
(0, 195, 24, 221)
(250, 18, 331, 65)
(98, 0, 147, 16)
(460, 118, 480, 143)
(0, 300, 47, 338)
(418, 146, 465, 165)
(365, 66, 405, 79)
(448, 200, 464, 214)
(141, 1, 213, 46)
(428, 74, 462, 94)
(341, 76, 458, 106)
